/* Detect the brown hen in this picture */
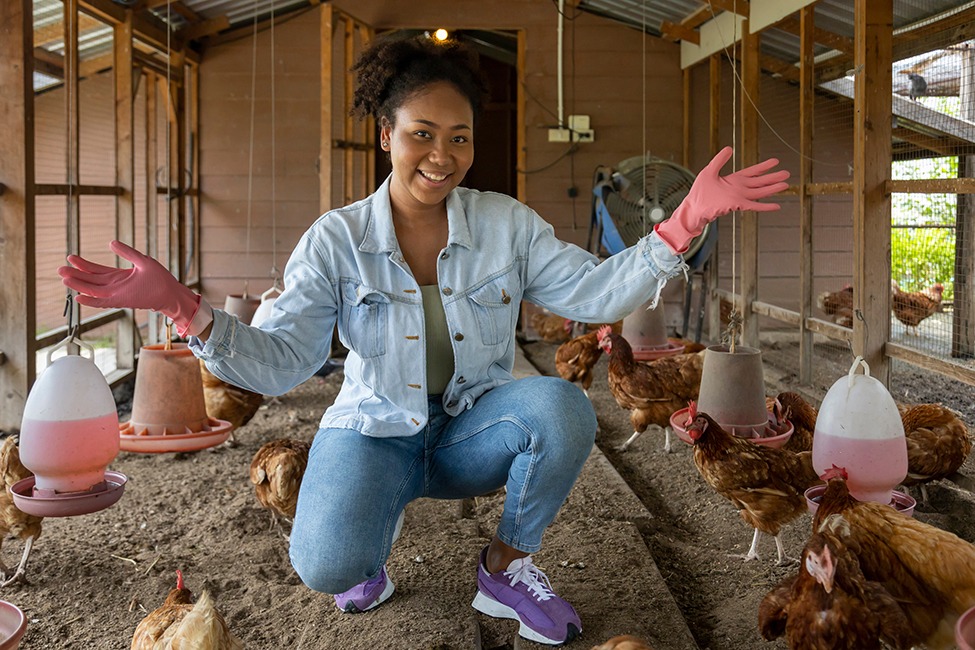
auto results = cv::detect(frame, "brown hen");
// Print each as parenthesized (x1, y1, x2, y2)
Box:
(891, 280, 944, 335)
(758, 523, 916, 650)
(684, 403, 821, 564)
(817, 285, 854, 328)
(530, 312, 572, 344)
(555, 331, 602, 397)
(814, 467, 975, 649)
(898, 402, 972, 503)
(131, 570, 242, 650)
(199, 359, 264, 444)
(0, 436, 42, 586)
(590, 634, 653, 650)
(597, 328, 704, 453)
(250, 438, 311, 534)
(765, 391, 818, 453)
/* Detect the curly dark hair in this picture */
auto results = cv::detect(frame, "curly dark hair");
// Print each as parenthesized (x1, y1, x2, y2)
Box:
(351, 33, 490, 126)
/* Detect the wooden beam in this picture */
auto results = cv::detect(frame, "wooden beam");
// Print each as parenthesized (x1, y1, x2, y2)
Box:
(80, 0, 200, 63)
(886, 342, 975, 387)
(707, 0, 749, 17)
(343, 18, 354, 205)
(852, 0, 893, 383)
(887, 178, 975, 194)
(816, 6, 975, 85)
(0, 0, 36, 428)
(660, 20, 699, 45)
(177, 15, 229, 42)
(34, 183, 123, 195)
(34, 11, 102, 47)
(773, 16, 853, 56)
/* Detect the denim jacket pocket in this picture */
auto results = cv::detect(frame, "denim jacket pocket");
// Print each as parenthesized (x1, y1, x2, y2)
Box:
(469, 280, 515, 346)
(340, 281, 389, 358)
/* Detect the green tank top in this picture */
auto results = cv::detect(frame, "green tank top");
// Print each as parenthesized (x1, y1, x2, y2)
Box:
(420, 285, 454, 395)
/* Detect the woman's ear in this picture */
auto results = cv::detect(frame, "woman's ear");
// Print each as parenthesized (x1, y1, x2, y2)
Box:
(379, 118, 392, 151)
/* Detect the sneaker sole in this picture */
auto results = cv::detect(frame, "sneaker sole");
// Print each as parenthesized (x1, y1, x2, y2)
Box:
(471, 591, 579, 646)
(340, 576, 396, 614)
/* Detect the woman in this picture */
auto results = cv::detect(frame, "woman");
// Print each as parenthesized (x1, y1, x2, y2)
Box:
(60, 34, 789, 646)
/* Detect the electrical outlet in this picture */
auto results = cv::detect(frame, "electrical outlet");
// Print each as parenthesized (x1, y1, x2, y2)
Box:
(568, 114, 590, 130)
(572, 129, 595, 143)
(548, 128, 571, 143)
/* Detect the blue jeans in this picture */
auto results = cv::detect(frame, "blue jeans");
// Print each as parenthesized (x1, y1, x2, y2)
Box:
(289, 376, 597, 594)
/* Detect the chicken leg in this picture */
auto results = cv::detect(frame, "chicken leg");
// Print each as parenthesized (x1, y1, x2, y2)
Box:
(0, 535, 35, 587)
(729, 529, 793, 566)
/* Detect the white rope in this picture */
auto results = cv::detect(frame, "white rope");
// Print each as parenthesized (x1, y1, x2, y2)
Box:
(270, 0, 278, 282)
(245, 0, 258, 296)
(641, 0, 647, 235)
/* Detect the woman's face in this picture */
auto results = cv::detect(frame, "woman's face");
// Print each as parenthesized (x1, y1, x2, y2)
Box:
(382, 81, 474, 214)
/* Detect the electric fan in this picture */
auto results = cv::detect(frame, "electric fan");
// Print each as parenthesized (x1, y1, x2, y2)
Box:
(588, 154, 716, 270)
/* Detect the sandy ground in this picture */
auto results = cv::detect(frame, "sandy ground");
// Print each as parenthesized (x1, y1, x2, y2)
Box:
(0, 333, 972, 649)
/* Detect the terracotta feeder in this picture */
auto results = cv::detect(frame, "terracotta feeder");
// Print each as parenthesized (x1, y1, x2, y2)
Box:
(250, 284, 282, 328)
(812, 356, 908, 505)
(0, 601, 26, 650)
(119, 343, 232, 453)
(670, 344, 793, 447)
(620, 299, 683, 361)
(224, 293, 261, 325)
(13, 334, 127, 518)
(958, 605, 975, 650)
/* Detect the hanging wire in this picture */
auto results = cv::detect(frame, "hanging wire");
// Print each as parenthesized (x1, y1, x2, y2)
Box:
(269, 0, 279, 286)
(641, 0, 647, 236)
(245, 0, 259, 298)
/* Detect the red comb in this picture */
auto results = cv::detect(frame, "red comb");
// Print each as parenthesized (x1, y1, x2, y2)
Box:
(821, 465, 848, 481)
(176, 569, 184, 590)
(597, 325, 612, 340)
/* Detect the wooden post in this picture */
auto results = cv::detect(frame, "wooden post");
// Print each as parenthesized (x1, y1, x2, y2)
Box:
(343, 18, 354, 205)
(798, 6, 815, 384)
(741, 21, 760, 348)
(0, 0, 36, 428)
(953, 46, 974, 358)
(852, 0, 893, 383)
(115, 12, 136, 370)
(320, 3, 333, 213)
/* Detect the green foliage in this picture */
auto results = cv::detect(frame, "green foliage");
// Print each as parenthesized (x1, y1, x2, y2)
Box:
(891, 155, 957, 302)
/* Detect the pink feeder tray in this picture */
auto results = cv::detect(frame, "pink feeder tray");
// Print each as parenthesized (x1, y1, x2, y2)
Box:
(803, 484, 916, 518)
(957, 605, 975, 650)
(119, 418, 233, 453)
(10, 470, 127, 518)
(669, 407, 794, 448)
(632, 340, 685, 362)
(0, 600, 26, 650)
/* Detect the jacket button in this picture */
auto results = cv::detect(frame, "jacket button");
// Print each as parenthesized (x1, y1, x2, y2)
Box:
(440, 252, 450, 260)
(502, 295, 511, 304)
(454, 333, 464, 341)
(457, 376, 466, 384)
(442, 287, 453, 296)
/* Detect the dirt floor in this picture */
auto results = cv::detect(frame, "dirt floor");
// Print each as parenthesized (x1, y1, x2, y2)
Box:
(1, 334, 973, 649)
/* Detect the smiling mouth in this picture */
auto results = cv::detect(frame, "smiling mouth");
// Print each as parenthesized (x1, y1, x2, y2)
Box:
(419, 170, 450, 183)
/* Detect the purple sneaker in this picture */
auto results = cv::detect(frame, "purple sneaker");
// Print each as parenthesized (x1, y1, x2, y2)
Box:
(471, 546, 582, 645)
(333, 565, 395, 613)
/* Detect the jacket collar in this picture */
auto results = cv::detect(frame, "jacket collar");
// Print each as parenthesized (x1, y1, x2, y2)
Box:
(359, 175, 473, 254)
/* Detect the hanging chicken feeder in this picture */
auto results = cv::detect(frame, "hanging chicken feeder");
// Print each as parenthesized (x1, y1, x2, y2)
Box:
(224, 293, 261, 325)
(0, 601, 26, 650)
(249, 284, 282, 328)
(119, 343, 232, 453)
(12, 334, 127, 517)
(812, 356, 909, 505)
(620, 299, 684, 361)
(958, 605, 975, 650)
(670, 344, 793, 447)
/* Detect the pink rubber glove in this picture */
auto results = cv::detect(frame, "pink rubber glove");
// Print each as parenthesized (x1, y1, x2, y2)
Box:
(58, 240, 213, 337)
(654, 146, 791, 254)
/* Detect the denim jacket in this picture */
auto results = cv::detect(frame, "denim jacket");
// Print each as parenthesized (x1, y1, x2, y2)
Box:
(190, 176, 687, 437)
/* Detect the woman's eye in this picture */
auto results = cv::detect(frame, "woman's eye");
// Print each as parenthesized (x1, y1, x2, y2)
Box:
(414, 130, 431, 138)
(452, 136, 469, 144)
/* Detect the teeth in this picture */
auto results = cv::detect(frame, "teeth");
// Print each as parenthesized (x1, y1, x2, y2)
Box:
(420, 171, 448, 182)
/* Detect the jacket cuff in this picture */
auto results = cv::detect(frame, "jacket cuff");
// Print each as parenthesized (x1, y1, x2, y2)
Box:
(177, 296, 213, 338)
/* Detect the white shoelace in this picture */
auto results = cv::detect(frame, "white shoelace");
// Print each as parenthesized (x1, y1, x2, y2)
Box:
(504, 557, 556, 602)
